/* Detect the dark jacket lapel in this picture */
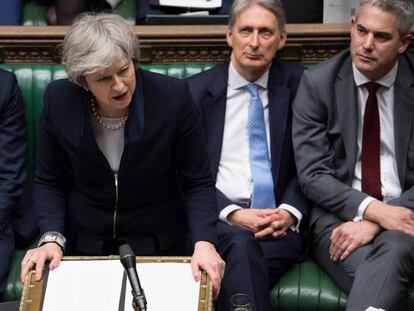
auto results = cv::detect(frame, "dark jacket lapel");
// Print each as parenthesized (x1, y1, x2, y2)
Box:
(394, 54, 414, 185)
(201, 64, 228, 180)
(335, 56, 359, 182)
(78, 90, 111, 171)
(268, 62, 291, 184)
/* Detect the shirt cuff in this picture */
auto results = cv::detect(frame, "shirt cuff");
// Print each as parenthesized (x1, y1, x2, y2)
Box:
(278, 203, 302, 232)
(219, 204, 243, 224)
(353, 196, 376, 222)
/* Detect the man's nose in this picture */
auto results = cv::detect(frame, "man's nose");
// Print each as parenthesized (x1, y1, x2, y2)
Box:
(249, 32, 259, 48)
(363, 33, 375, 51)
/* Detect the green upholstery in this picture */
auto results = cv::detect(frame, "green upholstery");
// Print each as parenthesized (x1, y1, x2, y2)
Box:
(3, 250, 27, 302)
(23, 1, 48, 26)
(2, 63, 413, 310)
(271, 260, 347, 311)
(23, 0, 136, 25)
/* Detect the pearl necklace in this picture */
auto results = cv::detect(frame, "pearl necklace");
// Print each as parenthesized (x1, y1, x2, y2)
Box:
(90, 97, 128, 130)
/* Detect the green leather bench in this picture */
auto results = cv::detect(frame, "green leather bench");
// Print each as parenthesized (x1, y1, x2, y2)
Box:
(1, 63, 410, 310)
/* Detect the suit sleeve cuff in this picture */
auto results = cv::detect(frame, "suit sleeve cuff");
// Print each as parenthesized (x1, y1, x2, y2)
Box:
(278, 203, 302, 232)
(353, 196, 376, 222)
(219, 204, 243, 224)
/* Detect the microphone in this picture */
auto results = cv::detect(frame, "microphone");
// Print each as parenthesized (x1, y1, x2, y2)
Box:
(119, 244, 147, 311)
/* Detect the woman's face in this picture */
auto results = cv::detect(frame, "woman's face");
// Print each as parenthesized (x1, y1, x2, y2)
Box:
(84, 57, 136, 117)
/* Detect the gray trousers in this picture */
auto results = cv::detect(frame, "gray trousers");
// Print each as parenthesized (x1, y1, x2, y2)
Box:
(312, 220, 414, 311)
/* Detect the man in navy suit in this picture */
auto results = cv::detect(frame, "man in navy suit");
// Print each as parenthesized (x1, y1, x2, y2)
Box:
(0, 69, 26, 300)
(187, 0, 309, 310)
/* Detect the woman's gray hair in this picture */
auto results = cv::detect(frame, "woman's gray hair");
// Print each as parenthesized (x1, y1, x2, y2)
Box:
(62, 13, 140, 87)
(355, 0, 414, 37)
(228, 0, 286, 32)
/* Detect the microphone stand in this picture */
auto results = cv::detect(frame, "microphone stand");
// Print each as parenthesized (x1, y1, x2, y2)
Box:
(119, 244, 147, 311)
(131, 291, 147, 311)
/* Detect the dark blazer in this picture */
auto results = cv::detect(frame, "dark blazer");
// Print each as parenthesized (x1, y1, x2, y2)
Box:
(0, 69, 28, 297)
(34, 67, 218, 255)
(293, 49, 414, 228)
(187, 60, 309, 227)
(0, 69, 26, 235)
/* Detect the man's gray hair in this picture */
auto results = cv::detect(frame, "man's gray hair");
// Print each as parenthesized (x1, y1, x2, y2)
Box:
(355, 0, 414, 37)
(62, 13, 140, 87)
(228, 0, 286, 32)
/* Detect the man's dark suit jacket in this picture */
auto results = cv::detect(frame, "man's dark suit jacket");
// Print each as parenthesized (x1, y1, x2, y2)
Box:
(0, 69, 27, 236)
(293, 49, 414, 228)
(34, 67, 218, 255)
(187, 60, 309, 227)
(0, 69, 30, 298)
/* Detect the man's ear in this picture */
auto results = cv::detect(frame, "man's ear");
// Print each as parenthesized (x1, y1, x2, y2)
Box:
(226, 29, 233, 48)
(351, 16, 357, 32)
(277, 30, 287, 50)
(399, 34, 412, 54)
(351, 16, 357, 26)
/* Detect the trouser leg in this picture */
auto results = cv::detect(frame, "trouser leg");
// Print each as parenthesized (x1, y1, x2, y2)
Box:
(0, 225, 15, 300)
(312, 220, 414, 311)
(217, 222, 271, 311)
(346, 231, 414, 311)
(217, 222, 304, 311)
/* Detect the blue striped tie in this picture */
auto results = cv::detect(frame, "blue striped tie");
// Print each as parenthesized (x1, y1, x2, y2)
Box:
(245, 83, 276, 209)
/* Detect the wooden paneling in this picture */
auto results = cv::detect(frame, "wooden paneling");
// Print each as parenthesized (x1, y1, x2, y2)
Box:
(0, 24, 356, 65)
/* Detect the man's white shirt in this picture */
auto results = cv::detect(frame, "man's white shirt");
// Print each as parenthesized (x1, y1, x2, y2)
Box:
(352, 62, 402, 220)
(216, 63, 302, 231)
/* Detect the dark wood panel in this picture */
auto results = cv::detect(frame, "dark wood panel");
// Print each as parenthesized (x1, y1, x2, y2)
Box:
(0, 24, 358, 65)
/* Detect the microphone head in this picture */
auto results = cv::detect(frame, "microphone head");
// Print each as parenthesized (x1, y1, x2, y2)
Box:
(119, 243, 135, 258)
(119, 243, 136, 268)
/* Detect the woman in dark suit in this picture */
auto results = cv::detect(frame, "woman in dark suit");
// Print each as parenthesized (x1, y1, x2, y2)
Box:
(20, 13, 224, 297)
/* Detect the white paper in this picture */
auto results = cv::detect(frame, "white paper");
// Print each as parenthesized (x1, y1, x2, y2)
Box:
(323, 0, 359, 23)
(124, 263, 199, 311)
(180, 11, 210, 16)
(42, 260, 200, 311)
(158, 0, 222, 9)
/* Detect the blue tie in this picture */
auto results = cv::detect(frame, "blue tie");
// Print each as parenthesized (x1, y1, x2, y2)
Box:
(245, 83, 276, 209)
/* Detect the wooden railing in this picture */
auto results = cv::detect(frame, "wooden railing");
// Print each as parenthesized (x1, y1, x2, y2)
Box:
(0, 23, 359, 65)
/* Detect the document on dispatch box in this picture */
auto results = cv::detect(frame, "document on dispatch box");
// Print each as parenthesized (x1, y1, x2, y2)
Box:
(41, 260, 200, 311)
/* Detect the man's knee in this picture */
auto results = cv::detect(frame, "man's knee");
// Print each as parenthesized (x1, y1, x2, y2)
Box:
(375, 231, 414, 259)
(220, 231, 261, 258)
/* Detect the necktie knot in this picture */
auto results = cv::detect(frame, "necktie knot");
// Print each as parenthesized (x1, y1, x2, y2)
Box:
(245, 83, 260, 97)
(364, 81, 381, 95)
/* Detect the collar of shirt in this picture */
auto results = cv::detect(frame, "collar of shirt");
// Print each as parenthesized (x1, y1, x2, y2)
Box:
(228, 62, 269, 91)
(352, 61, 398, 89)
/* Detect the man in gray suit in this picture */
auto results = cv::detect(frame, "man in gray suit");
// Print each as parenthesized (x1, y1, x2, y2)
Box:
(293, 0, 414, 310)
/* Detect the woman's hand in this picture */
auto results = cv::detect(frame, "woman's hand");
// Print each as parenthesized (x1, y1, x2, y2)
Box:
(20, 243, 63, 283)
(191, 241, 225, 299)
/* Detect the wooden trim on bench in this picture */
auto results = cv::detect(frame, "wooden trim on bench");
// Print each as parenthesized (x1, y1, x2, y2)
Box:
(0, 23, 379, 65)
